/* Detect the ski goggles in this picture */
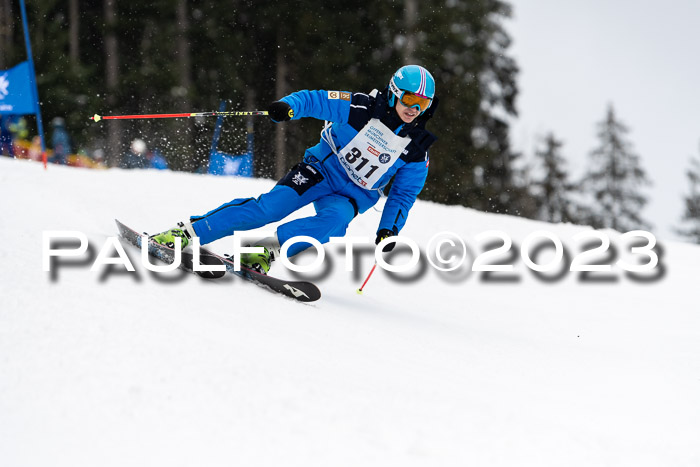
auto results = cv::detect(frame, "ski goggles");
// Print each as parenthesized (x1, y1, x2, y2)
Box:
(398, 91, 432, 112)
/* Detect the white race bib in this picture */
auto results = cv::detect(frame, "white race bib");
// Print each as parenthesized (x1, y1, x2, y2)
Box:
(336, 118, 411, 189)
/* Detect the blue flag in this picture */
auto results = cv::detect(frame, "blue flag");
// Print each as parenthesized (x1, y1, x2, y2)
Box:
(0, 61, 37, 115)
(208, 151, 253, 177)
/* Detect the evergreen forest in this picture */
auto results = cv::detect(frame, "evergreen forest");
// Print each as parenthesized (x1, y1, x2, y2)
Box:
(3, 0, 698, 240)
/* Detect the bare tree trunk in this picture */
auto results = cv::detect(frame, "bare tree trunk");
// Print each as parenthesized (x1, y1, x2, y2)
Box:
(274, 35, 288, 179)
(104, 0, 122, 166)
(246, 89, 255, 170)
(176, 0, 192, 100)
(176, 0, 194, 160)
(0, 0, 14, 69)
(69, 0, 79, 69)
(403, 0, 417, 63)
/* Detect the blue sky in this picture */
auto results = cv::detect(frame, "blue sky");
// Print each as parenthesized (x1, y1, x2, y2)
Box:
(504, 0, 700, 241)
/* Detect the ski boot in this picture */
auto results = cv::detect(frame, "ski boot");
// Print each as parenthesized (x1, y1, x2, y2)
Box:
(238, 235, 281, 275)
(240, 247, 274, 275)
(150, 222, 195, 249)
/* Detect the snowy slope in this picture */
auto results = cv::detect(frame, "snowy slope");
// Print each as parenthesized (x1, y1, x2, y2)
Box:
(1, 157, 699, 467)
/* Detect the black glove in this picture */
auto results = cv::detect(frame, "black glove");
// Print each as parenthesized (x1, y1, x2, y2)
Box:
(375, 228, 396, 252)
(268, 101, 294, 122)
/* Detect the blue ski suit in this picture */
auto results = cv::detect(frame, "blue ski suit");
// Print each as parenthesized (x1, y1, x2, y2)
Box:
(190, 88, 438, 257)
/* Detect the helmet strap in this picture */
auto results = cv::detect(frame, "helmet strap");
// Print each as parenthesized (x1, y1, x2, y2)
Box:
(389, 78, 403, 104)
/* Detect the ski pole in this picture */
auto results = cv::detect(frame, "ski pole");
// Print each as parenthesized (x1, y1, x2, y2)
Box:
(356, 262, 378, 295)
(90, 110, 268, 122)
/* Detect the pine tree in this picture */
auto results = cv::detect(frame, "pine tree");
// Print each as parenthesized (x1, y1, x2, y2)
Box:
(4, 0, 521, 194)
(676, 151, 700, 243)
(418, 0, 520, 214)
(532, 132, 577, 223)
(580, 104, 651, 231)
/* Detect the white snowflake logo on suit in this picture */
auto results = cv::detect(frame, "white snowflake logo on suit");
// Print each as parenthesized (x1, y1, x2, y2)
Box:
(292, 172, 308, 185)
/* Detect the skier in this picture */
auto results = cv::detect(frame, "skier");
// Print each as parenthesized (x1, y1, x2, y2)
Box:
(49, 117, 72, 165)
(152, 64, 438, 274)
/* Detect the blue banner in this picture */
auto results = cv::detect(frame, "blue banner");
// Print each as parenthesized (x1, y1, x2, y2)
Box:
(0, 61, 37, 115)
(208, 151, 253, 177)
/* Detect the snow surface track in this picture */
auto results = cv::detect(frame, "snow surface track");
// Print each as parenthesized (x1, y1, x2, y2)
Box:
(1, 157, 698, 466)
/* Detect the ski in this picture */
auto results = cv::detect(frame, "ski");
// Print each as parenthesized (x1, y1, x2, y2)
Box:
(115, 219, 321, 302)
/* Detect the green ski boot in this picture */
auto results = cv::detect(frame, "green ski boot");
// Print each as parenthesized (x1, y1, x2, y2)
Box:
(240, 247, 274, 275)
(150, 222, 194, 249)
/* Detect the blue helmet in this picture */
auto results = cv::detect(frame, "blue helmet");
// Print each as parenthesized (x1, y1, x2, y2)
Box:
(388, 65, 436, 114)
